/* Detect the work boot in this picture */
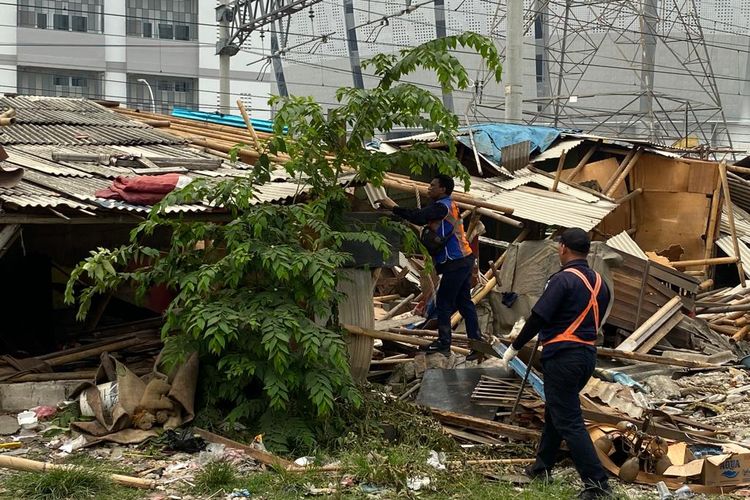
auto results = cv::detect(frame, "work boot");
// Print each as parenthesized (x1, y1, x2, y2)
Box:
(465, 350, 482, 362)
(577, 482, 612, 499)
(422, 340, 450, 355)
(523, 464, 552, 482)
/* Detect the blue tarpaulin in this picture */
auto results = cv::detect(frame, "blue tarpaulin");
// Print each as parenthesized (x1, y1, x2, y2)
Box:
(457, 123, 561, 165)
(171, 107, 275, 133)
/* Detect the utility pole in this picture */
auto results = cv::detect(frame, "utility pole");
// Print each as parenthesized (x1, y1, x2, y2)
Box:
(533, 0, 551, 114)
(217, 1, 233, 114)
(504, 0, 523, 123)
(434, 0, 454, 111)
(640, 0, 658, 139)
(343, 0, 364, 89)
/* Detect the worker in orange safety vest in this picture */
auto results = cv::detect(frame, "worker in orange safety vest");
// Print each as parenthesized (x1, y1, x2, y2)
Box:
(500, 227, 612, 500)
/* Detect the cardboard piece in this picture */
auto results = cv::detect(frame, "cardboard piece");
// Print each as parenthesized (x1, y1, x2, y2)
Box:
(589, 425, 750, 491)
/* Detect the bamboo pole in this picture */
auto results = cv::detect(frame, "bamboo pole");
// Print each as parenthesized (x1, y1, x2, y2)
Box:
(236, 100, 262, 152)
(0, 455, 155, 489)
(343, 324, 470, 355)
(601, 148, 635, 194)
(671, 256, 738, 268)
(719, 160, 746, 287)
(550, 150, 568, 192)
(604, 148, 643, 197)
(381, 293, 417, 320)
(703, 175, 723, 276)
(381, 178, 514, 214)
(731, 325, 750, 343)
(614, 188, 643, 205)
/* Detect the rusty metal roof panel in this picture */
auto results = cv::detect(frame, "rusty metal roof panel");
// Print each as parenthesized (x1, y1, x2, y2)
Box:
(0, 95, 106, 112)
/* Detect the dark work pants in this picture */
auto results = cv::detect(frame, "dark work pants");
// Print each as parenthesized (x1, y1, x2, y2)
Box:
(435, 260, 481, 346)
(530, 347, 609, 489)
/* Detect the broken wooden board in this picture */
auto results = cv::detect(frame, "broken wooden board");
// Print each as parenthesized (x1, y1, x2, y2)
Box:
(615, 296, 682, 352)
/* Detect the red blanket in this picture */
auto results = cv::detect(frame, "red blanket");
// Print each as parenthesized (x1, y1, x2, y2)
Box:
(96, 174, 191, 205)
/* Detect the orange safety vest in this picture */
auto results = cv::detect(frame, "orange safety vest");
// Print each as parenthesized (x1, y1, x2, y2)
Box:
(542, 268, 602, 347)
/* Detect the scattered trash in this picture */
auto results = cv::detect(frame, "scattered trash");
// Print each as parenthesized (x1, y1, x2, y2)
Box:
(426, 450, 446, 470)
(656, 481, 672, 499)
(406, 476, 432, 491)
(226, 488, 251, 498)
(31, 405, 57, 421)
(294, 456, 316, 467)
(164, 428, 206, 454)
(16, 410, 37, 430)
(59, 434, 87, 453)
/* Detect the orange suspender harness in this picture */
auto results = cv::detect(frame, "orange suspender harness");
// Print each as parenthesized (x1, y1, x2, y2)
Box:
(542, 268, 602, 347)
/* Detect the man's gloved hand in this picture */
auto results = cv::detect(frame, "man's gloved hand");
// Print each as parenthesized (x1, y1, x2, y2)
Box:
(500, 346, 518, 371)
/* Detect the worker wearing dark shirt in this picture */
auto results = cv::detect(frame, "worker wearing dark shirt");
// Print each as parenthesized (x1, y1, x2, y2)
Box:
(501, 228, 612, 500)
(379, 174, 482, 360)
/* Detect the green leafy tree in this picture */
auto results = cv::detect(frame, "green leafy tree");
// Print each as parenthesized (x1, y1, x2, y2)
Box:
(65, 32, 501, 452)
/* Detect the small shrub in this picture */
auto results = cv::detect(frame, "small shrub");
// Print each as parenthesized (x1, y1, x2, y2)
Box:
(4, 468, 114, 500)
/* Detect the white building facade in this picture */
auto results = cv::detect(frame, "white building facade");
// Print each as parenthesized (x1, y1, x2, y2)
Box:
(0, 0, 273, 119)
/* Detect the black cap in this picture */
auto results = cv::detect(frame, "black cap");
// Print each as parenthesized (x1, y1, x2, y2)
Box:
(556, 227, 591, 254)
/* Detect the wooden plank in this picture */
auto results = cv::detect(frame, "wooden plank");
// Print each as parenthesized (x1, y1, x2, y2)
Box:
(616, 296, 682, 352)
(430, 408, 540, 441)
(597, 347, 719, 368)
(635, 312, 685, 354)
(193, 428, 294, 468)
(719, 160, 746, 287)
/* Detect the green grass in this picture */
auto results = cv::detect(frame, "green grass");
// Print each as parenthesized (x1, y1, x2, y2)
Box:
(1, 467, 143, 500)
(193, 461, 241, 495)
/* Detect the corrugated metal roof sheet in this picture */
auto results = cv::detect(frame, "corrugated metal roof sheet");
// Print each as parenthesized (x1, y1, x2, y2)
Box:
(458, 172, 617, 231)
(606, 231, 648, 260)
(0, 124, 183, 146)
(530, 139, 585, 163)
(0, 96, 353, 218)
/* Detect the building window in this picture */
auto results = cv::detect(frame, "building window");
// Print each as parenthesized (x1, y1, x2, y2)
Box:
(72, 15, 87, 32)
(175, 25, 190, 41)
(126, 1, 198, 40)
(157, 80, 173, 92)
(158, 23, 174, 40)
(128, 75, 197, 114)
(17, 1, 103, 33)
(53, 76, 69, 86)
(71, 77, 87, 88)
(18, 9, 35, 27)
(53, 13, 69, 31)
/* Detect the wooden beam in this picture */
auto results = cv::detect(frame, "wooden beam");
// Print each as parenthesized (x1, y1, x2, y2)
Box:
(382, 178, 514, 214)
(635, 312, 684, 354)
(429, 408, 540, 441)
(565, 140, 601, 182)
(604, 148, 643, 197)
(193, 428, 294, 468)
(550, 150, 567, 192)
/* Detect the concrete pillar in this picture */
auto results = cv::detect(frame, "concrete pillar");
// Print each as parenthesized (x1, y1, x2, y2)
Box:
(104, 0, 127, 103)
(0, 1, 18, 95)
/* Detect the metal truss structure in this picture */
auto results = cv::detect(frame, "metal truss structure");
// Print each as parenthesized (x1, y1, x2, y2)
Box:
(477, 0, 734, 149)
